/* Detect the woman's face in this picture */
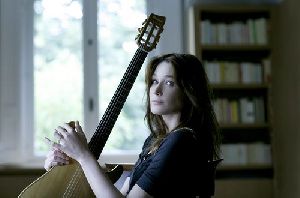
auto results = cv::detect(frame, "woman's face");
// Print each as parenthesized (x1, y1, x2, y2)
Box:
(149, 61, 184, 116)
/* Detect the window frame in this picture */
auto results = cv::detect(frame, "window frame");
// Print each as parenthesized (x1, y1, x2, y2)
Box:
(0, 0, 35, 165)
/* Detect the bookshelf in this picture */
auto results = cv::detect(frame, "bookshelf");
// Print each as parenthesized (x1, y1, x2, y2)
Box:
(188, 5, 274, 198)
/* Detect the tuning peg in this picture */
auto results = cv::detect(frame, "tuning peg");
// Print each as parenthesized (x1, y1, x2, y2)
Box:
(138, 28, 142, 33)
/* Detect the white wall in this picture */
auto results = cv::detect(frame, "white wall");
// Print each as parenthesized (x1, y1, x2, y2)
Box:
(146, 0, 184, 56)
(0, 0, 31, 162)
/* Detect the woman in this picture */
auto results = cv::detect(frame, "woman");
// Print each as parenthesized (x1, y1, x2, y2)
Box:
(45, 53, 221, 197)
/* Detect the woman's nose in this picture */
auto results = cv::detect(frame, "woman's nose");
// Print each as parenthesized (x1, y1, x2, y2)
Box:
(154, 83, 163, 96)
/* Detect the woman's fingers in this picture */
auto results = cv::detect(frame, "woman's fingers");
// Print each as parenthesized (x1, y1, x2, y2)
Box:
(46, 121, 89, 161)
(56, 121, 83, 138)
(56, 126, 69, 138)
(44, 157, 69, 171)
(51, 149, 69, 160)
(62, 123, 75, 133)
(75, 121, 83, 133)
(45, 137, 62, 150)
(75, 121, 87, 142)
(44, 146, 70, 171)
(56, 123, 77, 141)
(43, 121, 81, 171)
(53, 129, 63, 142)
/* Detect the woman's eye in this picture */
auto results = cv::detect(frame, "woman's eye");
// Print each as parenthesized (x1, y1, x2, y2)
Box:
(151, 79, 158, 84)
(166, 80, 174, 86)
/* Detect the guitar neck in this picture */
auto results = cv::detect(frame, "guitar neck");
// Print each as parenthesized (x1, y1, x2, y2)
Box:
(88, 47, 148, 159)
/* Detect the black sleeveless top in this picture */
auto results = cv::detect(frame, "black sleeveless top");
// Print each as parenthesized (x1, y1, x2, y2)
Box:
(127, 128, 211, 197)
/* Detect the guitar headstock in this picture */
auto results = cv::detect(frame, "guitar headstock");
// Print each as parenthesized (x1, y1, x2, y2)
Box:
(135, 13, 166, 52)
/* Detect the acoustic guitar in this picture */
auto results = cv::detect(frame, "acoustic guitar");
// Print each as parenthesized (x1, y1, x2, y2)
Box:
(18, 13, 166, 198)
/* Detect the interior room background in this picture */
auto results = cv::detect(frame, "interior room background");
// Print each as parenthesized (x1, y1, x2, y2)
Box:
(1, 0, 299, 197)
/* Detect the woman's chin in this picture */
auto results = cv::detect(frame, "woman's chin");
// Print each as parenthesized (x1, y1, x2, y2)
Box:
(150, 109, 163, 115)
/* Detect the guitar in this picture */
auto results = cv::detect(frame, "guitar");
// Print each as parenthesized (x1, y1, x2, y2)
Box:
(18, 13, 166, 198)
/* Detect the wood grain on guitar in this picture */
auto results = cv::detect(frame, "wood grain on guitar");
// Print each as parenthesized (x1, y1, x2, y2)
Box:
(18, 13, 165, 198)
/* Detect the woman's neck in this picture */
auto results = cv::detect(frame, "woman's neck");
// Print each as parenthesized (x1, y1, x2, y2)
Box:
(162, 113, 181, 133)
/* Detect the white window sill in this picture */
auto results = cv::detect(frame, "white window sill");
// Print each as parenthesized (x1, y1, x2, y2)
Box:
(0, 151, 139, 169)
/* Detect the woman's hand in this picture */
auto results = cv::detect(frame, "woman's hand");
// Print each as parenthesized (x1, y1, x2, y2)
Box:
(44, 148, 70, 171)
(45, 121, 90, 169)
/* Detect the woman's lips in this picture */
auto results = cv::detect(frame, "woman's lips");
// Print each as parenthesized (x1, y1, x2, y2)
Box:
(151, 100, 163, 105)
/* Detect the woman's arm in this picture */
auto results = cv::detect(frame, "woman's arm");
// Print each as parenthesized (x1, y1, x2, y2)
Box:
(127, 185, 152, 198)
(48, 121, 123, 197)
(77, 149, 153, 198)
(119, 177, 153, 197)
(120, 177, 130, 195)
(47, 121, 152, 198)
(77, 150, 123, 198)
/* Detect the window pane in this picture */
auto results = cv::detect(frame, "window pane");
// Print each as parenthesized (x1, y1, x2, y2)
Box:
(34, 0, 83, 154)
(98, 0, 148, 151)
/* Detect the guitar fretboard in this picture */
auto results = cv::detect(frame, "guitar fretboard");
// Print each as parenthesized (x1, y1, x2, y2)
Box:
(88, 47, 148, 159)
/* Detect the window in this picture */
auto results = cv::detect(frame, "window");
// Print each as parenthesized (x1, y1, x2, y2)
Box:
(0, 0, 182, 165)
(34, 0, 147, 159)
(34, 0, 84, 154)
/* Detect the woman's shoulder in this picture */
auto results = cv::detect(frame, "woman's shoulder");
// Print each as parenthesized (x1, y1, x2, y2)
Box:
(160, 127, 197, 148)
(168, 127, 196, 140)
(172, 127, 194, 133)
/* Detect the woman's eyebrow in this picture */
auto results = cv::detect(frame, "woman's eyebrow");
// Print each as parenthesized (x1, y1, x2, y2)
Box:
(152, 74, 174, 78)
(164, 75, 174, 78)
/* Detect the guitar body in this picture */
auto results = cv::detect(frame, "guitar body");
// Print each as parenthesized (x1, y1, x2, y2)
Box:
(19, 160, 123, 198)
(19, 160, 94, 198)
(18, 13, 165, 197)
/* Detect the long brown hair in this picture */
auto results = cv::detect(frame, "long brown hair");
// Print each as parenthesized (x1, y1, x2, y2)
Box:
(144, 53, 221, 160)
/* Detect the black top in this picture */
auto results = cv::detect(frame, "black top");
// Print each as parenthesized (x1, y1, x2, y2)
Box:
(128, 128, 211, 197)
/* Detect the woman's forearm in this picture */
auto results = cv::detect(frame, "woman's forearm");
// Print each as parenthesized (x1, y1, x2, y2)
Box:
(78, 151, 124, 198)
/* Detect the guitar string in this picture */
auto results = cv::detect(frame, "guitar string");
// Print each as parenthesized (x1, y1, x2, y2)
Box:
(63, 48, 146, 197)
(64, 165, 82, 197)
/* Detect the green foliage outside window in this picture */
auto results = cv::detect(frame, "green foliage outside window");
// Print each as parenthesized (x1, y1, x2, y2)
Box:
(34, 0, 147, 154)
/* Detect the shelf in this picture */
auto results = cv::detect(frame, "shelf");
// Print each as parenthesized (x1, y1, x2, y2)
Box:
(211, 83, 269, 90)
(201, 45, 271, 51)
(202, 47, 271, 61)
(218, 164, 272, 171)
(216, 164, 273, 179)
(212, 86, 269, 98)
(219, 123, 269, 129)
(189, 5, 274, 185)
(199, 5, 272, 15)
(220, 124, 271, 143)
